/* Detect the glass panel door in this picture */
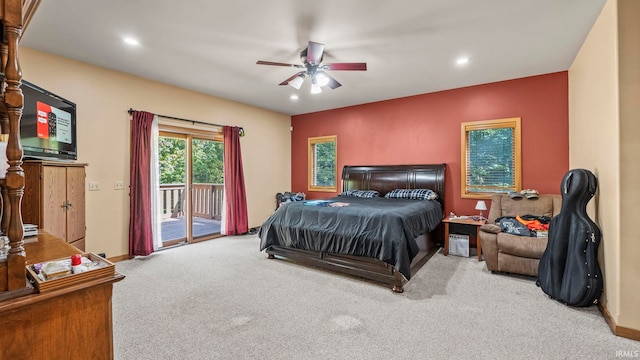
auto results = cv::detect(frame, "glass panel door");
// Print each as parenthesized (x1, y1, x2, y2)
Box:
(159, 134, 188, 246)
(191, 138, 224, 239)
(157, 131, 223, 247)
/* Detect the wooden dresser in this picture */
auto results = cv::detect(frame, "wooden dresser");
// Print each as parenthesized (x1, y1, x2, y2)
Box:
(0, 233, 125, 359)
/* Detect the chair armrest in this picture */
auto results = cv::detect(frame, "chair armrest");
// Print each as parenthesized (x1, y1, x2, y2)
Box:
(480, 224, 502, 234)
(480, 229, 500, 271)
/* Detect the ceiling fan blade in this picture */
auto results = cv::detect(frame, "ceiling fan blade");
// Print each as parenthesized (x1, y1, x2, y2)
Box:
(317, 71, 342, 89)
(278, 71, 306, 86)
(257, 60, 304, 68)
(306, 41, 325, 65)
(324, 62, 367, 71)
(326, 76, 341, 90)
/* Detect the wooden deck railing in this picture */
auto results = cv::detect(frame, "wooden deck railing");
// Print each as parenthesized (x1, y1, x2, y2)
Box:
(160, 183, 223, 220)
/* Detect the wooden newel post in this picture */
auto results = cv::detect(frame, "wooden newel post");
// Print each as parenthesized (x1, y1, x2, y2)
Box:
(3, 0, 27, 291)
(1, 41, 10, 235)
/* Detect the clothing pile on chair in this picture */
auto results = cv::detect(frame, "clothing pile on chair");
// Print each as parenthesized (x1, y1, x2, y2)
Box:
(495, 214, 551, 237)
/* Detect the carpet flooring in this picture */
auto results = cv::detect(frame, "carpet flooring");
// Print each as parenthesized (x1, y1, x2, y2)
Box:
(112, 235, 638, 359)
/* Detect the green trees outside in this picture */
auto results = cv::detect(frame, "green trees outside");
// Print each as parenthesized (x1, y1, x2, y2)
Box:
(192, 139, 223, 183)
(158, 137, 223, 184)
(159, 137, 185, 184)
(468, 128, 514, 190)
(315, 141, 336, 186)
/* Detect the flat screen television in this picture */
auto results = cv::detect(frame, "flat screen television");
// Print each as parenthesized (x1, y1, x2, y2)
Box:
(20, 80, 77, 161)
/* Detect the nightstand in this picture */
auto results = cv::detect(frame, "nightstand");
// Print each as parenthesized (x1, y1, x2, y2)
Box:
(442, 217, 486, 261)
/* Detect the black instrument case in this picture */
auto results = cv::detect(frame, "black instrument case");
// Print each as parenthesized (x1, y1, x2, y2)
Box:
(537, 169, 603, 306)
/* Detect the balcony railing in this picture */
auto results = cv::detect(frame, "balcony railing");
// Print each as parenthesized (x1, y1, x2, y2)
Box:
(160, 183, 223, 220)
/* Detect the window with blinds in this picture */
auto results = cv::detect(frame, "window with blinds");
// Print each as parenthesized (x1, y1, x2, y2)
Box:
(461, 118, 521, 199)
(308, 135, 337, 192)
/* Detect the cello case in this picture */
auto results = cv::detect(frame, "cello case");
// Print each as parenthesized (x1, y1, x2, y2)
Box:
(537, 169, 603, 306)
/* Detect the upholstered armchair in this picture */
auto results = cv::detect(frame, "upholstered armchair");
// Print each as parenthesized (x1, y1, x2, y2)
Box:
(480, 194, 562, 276)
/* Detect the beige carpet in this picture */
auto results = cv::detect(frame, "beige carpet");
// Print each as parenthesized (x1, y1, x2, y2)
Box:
(112, 235, 638, 359)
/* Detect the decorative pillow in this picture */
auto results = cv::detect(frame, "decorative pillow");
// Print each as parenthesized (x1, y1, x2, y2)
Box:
(339, 190, 380, 198)
(384, 188, 438, 200)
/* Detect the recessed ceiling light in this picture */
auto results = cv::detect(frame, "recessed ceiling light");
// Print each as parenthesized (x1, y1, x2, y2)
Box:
(123, 37, 140, 46)
(290, 94, 299, 100)
(456, 57, 470, 65)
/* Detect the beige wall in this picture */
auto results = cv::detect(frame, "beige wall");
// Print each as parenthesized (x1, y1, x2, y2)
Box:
(617, 0, 640, 332)
(569, 0, 640, 334)
(569, 0, 620, 322)
(20, 48, 291, 259)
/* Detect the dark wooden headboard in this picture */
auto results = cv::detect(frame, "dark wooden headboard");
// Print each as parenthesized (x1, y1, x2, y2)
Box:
(342, 164, 446, 208)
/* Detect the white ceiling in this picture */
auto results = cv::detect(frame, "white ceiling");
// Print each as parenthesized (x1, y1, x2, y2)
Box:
(21, 0, 605, 116)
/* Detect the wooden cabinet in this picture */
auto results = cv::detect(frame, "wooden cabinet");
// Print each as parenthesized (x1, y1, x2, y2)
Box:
(22, 160, 87, 251)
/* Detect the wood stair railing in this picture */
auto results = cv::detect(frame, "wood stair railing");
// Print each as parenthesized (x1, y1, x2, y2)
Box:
(0, 0, 42, 298)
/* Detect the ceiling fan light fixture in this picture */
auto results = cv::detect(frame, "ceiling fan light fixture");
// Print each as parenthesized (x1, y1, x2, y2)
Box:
(288, 75, 304, 90)
(315, 72, 330, 87)
(310, 83, 322, 94)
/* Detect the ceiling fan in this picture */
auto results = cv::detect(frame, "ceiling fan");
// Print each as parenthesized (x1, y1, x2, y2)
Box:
(256, 41, 367, 94)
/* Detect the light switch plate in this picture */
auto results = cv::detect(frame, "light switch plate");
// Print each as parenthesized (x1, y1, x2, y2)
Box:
(89, 181, 100, 191)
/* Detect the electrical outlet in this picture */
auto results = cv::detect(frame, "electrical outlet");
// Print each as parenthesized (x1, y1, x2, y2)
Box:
(114, 181, 124, 190)
(89, 181, 100, 191)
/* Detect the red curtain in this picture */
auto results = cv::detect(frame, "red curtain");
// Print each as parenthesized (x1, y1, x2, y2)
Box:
(129, 111, 155, 256)
(223, 126, 248, 235)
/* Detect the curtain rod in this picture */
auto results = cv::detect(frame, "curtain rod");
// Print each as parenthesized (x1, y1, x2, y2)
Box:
(128, 108, 244, 134)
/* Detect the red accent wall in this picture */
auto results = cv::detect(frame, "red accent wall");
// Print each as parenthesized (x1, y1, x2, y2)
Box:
(291, 72, 569, 216)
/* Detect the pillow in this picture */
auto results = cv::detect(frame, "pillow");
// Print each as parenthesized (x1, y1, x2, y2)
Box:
(384, 188, 438, 200)
(339, 190, 380, 198)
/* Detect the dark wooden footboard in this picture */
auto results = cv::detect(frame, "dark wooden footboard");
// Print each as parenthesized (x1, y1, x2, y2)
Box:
(266, 230, 438, 293)
(266, 246, 407, 292)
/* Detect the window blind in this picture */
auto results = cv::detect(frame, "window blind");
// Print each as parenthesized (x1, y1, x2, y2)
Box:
(466, 127, 515, 192)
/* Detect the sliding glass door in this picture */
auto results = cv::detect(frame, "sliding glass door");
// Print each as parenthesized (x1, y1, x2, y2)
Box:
(159, 133, 188, 246)
(191, 138, 224, 239)
(158, 129, 223, 247)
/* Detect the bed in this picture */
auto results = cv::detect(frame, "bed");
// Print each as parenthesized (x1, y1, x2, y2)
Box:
(258, 164, 446, 293)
